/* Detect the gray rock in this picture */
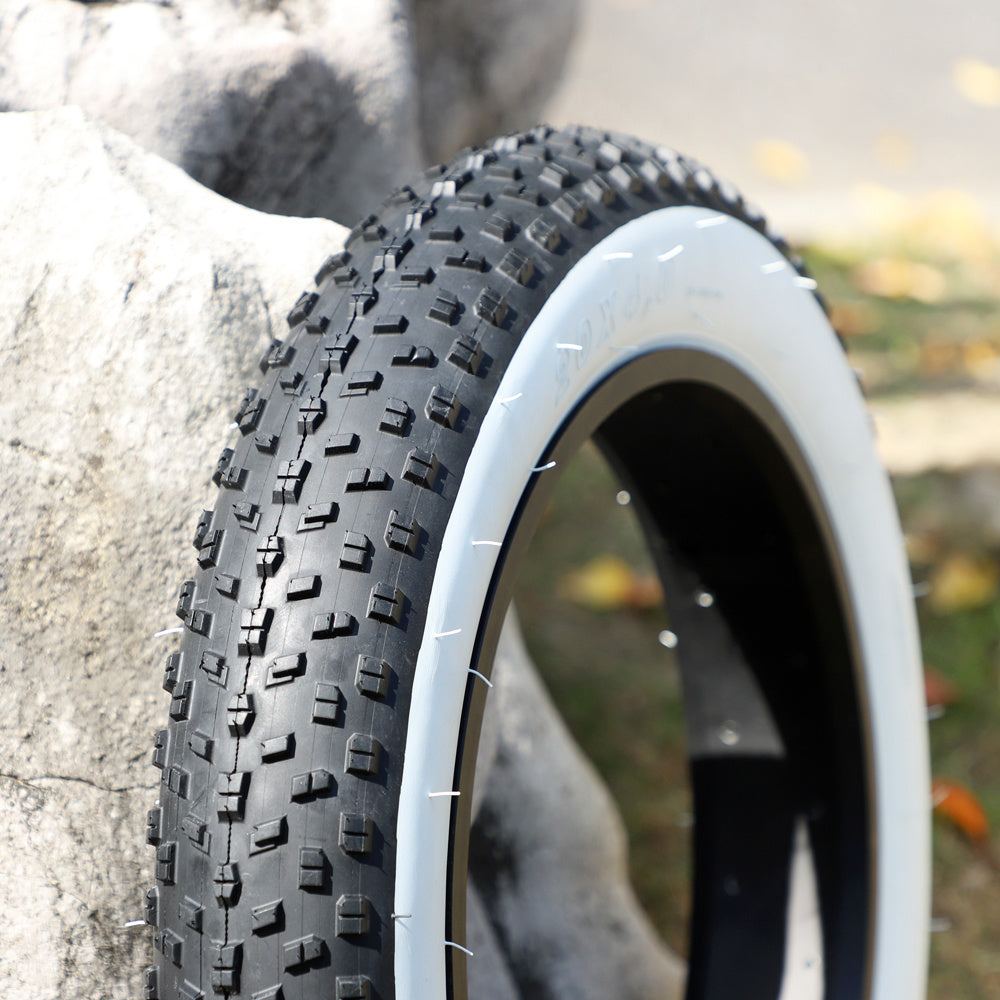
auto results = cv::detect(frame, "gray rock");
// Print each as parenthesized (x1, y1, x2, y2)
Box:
(0, 0, 421, 223)
(0, 0, 579, 224)
(411, 0, 581, 163)
(0, 106, 346, 1000)
(470, 611, 686, 1000)
(0, 109, 682, 999)
(463, 611, 685, 1000)
(467, 879, 522, 1000)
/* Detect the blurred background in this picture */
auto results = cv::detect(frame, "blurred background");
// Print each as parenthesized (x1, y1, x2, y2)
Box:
(548, 0, 1000, 236)
(520, 1, 1000, 997)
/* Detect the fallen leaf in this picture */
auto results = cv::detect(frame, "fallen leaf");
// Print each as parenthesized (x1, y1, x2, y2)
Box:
(904, 189, 995, 263)
(559, 554, 663, 612)
(827, 301, 878, 338)
(625, 573, 664, 611)
(851, 257, 946, 303)
(847, 184, 994, 265)
(918, 338, 960, 377)
(752, 139, 809, 185)
(928, 552, 1000, 612)
(924, 666, 959, 707)
(954, 56, 1000, 108)
(932, 778, 990, 843)
(962, 339, 1000, 378)
(851, 182, 912, 232)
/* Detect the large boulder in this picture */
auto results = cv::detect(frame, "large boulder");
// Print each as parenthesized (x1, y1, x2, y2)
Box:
(0, 109, 682, 999)
(0, 0, 421, 223)
(474, 613, 686, 999)
(0, 105, 346, 1000)
(0, 0, 578, 223)
(411, 0, 582, 164)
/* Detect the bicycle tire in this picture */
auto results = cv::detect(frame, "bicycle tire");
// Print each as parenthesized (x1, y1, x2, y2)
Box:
(145, 124, 929, 1000)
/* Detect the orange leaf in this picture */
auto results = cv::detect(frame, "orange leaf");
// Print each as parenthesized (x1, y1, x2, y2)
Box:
(625, 573, 664, 612)
(923, 666, 959, 707)
(827, 301, 878, 339)
(918, 339, 960, 377)
(932, 779, 990, 843)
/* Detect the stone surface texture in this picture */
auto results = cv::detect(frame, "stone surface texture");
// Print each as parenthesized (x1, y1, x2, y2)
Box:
(411, 0, 580, 163)
(0, 0, 578, 223)
(0, 0, 420, 223)
(0, 107, 346, 1000)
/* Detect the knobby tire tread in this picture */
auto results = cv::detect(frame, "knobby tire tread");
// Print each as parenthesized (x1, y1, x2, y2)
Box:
(145, 124, 817, 1000)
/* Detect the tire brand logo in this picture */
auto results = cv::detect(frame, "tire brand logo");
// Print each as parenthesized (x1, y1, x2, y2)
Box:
(553, 259, 674, 406)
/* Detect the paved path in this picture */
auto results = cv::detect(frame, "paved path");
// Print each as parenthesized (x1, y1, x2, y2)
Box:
(548, 1, 1000, 476)
(549, 0, 1000, 238)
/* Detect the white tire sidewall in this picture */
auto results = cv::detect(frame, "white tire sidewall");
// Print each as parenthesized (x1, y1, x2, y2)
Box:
(393, 206, 930, 999)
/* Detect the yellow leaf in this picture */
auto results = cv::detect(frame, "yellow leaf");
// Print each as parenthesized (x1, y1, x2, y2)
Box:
(560, 555, 634, 610)
(954, 57, 1000, 108)
(559, 555, 662, 612)
(962, 339, 1000, 377)
(847, 185, 994, 265)
(928, 552, 999, 612)
(902, 190, 995, 263)
(851, 182, 911, 231)
(752, 139, 809, 185)
(851, 257, 946, 303)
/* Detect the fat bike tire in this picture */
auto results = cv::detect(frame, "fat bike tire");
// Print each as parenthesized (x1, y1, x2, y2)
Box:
(145, 125, 929, 1000)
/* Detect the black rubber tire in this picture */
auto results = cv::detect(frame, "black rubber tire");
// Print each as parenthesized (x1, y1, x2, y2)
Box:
(145, 125, 927, 1000)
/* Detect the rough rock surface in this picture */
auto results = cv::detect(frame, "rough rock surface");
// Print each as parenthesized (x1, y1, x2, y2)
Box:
(0, 109, 682, 999)
(0, 0, 420, 223)
(411, 0, 580, 164)
(0, 107, 346, 1000)
(0, 0, 578, 223)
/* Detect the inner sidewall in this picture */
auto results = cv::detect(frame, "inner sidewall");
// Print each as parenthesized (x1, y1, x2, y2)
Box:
(450, 348, 873, 1000)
